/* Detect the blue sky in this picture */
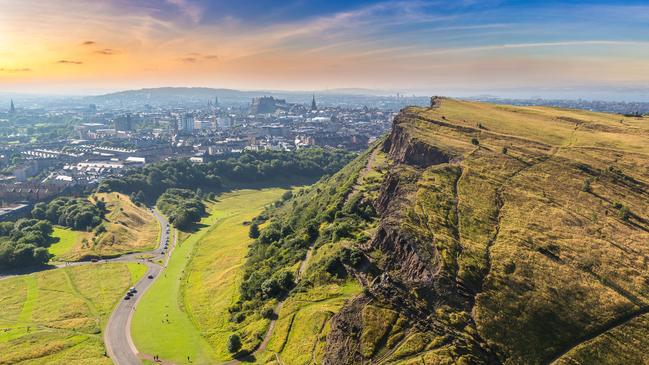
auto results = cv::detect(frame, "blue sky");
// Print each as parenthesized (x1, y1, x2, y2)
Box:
(1, 0, 649, 97)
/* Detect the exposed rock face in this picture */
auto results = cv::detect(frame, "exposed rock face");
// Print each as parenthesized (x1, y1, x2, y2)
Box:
(325, 99, 649, 365)
(383, 123, 452, 168)
(325, 109, 497, 365)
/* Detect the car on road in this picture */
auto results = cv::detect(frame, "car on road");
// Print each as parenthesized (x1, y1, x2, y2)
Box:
(147, 274, 154, 279)
(129, 287, 137, 294)
(124, 295, 131, 300)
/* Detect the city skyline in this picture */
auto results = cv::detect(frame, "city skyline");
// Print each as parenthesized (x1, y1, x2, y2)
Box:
(1, 0, 649, 96)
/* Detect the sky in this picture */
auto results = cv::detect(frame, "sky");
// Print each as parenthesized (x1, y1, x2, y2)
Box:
(1, 0, 649, 96)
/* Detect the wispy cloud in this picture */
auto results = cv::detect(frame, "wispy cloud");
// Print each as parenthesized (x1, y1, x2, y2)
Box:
(95, 48, 118, 55)
(0, 67, 31, 72)
(56, 59, 83, 65)
(179, 53, 218, 63)
(166, 0, 202, 23)
(82, 40, 96, 46)
(415, 40, 649, 57)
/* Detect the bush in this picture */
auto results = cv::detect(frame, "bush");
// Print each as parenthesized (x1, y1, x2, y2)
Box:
(227, 334, 242, 353)
(471, 137, 480, 146)
(249, 223, 260, 239)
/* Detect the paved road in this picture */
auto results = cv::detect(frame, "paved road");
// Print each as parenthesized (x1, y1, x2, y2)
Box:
(104, 208, 175, 365)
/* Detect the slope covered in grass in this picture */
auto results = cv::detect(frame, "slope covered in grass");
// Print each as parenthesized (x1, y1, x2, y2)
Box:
(0, 263, 145, 364)
(51, 193, 159, 261)
(229, 98, 649, 364)
(313, 98, 649, 365)
(131, 188, 287, 364)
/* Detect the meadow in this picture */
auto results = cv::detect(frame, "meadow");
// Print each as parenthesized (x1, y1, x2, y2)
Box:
(0, 263, 145, 364)
(131, 188, 286, 364)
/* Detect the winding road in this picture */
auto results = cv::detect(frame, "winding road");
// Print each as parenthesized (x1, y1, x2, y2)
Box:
(104, 208, 176, 365)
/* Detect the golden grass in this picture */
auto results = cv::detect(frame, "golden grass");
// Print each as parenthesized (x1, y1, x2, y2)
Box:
(54, 192, 159, 261)
(0, 263, 145, 364)
(374, 99, 649, 363)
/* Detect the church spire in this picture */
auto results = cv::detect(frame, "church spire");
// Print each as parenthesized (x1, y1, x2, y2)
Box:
(9, 99, 15, 114)
(311, 93, 317, 111)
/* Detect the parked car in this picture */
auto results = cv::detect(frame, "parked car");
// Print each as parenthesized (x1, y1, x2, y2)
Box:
(147, 274, 154, 279)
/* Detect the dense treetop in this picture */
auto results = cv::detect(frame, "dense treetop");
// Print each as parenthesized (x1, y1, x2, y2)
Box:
(0, 219, 54, 269)
(98, 149, 356, 202)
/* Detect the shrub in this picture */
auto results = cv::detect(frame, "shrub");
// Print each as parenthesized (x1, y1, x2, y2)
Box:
(227, 334, 242, 353)
(249, 223, 260, 239)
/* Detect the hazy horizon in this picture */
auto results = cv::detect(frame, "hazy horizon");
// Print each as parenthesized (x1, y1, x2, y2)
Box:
(2, 0, 649, 99)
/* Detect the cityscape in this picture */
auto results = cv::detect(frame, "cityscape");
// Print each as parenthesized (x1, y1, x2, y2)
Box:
(2, 1, 649, 365)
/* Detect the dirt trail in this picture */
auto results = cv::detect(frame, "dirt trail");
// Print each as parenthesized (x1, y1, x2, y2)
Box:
(223, 240, 316, 365)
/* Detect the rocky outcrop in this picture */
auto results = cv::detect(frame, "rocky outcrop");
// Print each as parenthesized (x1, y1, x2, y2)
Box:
(383, 123, 451, 168)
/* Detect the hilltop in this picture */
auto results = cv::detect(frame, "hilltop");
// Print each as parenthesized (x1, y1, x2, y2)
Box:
(231, 98, 649, 364)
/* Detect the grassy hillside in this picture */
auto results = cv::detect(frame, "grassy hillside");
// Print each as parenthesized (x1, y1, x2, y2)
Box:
(231, 98, 649, 364)
(131, 188, 287, 364)
(0, 263, 145, 364)
(50, 193, 159, 261)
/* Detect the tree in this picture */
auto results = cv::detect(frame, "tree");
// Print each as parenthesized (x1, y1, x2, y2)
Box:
(31, 203, 47, 220)
(227, 333, 241, 353)
(282, 190, 293, 201)
(249, 223, 260, 239)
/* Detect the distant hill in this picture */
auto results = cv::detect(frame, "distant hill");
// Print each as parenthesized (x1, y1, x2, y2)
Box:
(86, 86, 429, 109)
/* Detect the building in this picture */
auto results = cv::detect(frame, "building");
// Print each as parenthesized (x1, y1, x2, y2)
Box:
(181, 113, 195, 133)
(250, 96, 288, 114)
(115, 113, 132, 131)
(9, 99, 15, 114)
(311, 94, 317, 111)
(0, 204, 30, 222)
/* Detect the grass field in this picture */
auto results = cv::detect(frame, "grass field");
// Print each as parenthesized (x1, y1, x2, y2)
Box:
(49, 226, 92, 259)
(0, 263, 145, 364)
(50, 193, 159, 261)
(131, 188, 286, 364)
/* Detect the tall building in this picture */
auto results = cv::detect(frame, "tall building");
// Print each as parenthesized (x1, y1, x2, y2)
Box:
(9, 99, 15, 114)
(181, 113, 195, 133)
(311, 94, 317, 111)
(115, 113, 132, 131)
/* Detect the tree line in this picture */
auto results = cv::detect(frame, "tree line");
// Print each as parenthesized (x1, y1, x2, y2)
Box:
(97, 149, 356, 203)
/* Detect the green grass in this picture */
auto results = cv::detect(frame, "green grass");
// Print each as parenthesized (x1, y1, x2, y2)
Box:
(184, 188, 288, 360)
(49, 226, 88, 260)
(131, 188, 287, 364)
(262, 281, 361, 364)
(0, 263, 145, 364)
(48, 193, 159, 262)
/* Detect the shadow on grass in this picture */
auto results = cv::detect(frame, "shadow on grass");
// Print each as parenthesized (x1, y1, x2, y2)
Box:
(0, 263, 58, 277)
(232, 352, 257, 363)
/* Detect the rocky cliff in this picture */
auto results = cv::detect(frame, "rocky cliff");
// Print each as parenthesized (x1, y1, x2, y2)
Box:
(321, 98, 649, 364)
